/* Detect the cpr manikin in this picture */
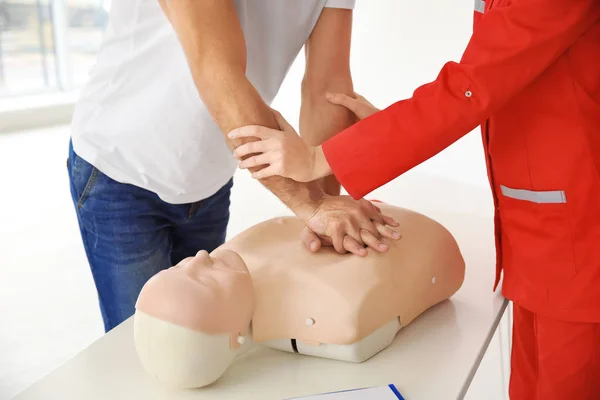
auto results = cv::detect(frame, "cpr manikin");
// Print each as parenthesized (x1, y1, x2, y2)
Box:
(134, 203, 465, 388)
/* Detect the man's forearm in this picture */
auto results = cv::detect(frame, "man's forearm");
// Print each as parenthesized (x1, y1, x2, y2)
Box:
(300, 79, 355, 195)
(160, 0, 325, 218)
(300, 89, 355, 196)
(224, 81, 325, 218)
(300, 7, 355, 196)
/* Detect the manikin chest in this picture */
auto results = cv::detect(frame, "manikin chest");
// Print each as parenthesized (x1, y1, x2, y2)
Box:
(220, 209, 464, 347)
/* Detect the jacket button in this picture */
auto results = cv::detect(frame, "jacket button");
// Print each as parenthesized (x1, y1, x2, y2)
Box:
(465, 90, 473, 98)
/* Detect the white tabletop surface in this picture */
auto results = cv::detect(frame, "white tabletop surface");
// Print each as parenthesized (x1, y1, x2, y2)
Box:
(13, 205, 507, 400)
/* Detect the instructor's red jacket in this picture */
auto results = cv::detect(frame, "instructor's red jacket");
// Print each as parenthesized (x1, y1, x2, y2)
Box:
(323, 0, 600, 322)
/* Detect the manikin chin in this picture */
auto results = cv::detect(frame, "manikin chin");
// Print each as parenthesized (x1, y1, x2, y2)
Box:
(133, 203, 465, 389)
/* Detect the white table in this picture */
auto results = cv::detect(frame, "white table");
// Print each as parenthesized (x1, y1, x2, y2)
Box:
(13, 209, 507, 400)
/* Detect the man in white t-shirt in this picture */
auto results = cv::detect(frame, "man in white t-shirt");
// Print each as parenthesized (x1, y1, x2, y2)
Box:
(67, 0, 399, 332)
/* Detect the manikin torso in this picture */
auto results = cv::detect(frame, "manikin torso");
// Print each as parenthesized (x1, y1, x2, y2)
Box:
(134, 203, 465, 388)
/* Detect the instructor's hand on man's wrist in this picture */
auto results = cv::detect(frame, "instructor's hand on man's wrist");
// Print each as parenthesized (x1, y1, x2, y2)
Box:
(228, 91, 379, 182)
(229, 110, 330, 182)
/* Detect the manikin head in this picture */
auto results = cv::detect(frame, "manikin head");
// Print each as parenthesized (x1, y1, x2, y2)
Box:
(134, 249, 254, 388)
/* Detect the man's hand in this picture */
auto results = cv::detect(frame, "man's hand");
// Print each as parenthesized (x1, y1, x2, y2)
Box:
(325, 92, 380, 120)
(229, 111, 327, 182)
(302, 196, 400, 256)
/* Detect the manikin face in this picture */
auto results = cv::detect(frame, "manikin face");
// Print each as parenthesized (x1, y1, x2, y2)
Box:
(136, 249, 254, 348)
(175, 249, 249, 290)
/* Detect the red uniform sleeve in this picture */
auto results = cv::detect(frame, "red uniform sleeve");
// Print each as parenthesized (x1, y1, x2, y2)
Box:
(323, 0, 599, 199)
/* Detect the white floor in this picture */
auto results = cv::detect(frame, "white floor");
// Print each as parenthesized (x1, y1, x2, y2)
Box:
(0, 125, 510, 400)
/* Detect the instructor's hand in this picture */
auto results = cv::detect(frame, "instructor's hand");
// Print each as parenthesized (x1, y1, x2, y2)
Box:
(229, 111, 328, 182)
(325, 92, 380, 120)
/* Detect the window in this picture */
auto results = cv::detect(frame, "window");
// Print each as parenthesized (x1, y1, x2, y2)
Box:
(0, 0, 110, 98)
(66, 0, 110, 86)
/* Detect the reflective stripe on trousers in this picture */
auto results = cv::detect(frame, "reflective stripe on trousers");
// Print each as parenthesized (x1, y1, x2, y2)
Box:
(475, 0, 486, 13)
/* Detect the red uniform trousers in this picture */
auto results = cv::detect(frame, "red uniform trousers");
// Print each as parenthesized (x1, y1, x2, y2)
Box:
(510, 304, 600, 400)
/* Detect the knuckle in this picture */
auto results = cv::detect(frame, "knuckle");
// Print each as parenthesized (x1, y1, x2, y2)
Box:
(360, 231, 372, 242)
(249, 126, 260, 136)
(244, 126, 255, 136)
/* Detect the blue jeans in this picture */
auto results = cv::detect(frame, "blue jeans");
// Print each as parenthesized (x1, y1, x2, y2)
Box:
(67, 141, 232, 332)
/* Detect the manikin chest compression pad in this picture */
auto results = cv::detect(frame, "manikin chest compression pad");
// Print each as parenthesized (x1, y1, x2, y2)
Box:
(219, 204, 465, 346)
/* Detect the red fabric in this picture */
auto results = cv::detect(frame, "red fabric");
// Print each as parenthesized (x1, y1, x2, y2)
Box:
(510, 303, 600, 399)
(323, 0, 600, 321)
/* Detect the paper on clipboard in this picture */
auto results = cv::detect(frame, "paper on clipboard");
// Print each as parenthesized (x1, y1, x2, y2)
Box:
(287, 384, 405, 399)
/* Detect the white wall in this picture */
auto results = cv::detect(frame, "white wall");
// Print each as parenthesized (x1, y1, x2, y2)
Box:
(271, 0, 489, 189)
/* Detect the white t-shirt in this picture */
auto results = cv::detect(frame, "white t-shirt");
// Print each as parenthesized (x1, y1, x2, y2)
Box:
(71, 0, 355, 204)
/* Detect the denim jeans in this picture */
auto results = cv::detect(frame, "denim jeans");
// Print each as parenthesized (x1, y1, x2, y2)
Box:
(67, 141, 232, 332)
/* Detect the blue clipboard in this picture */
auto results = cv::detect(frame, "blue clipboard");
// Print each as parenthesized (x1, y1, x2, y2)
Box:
(286, 384, 405, 399)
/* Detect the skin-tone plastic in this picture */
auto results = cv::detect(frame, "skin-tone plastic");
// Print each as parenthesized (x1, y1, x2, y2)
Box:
(134, 203, 465, 388)
(135, 249, 254, 349)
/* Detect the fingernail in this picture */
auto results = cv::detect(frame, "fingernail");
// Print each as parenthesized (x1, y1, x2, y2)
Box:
(393, 231, 400, 239)
(359, 248, 367, 256)
(310, 241, 319, 251)
(379, 243, 388, 251)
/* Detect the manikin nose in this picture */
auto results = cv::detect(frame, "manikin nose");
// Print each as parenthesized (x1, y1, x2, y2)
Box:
(195, 250, 212, 263)
(183, 250, 213, 273)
